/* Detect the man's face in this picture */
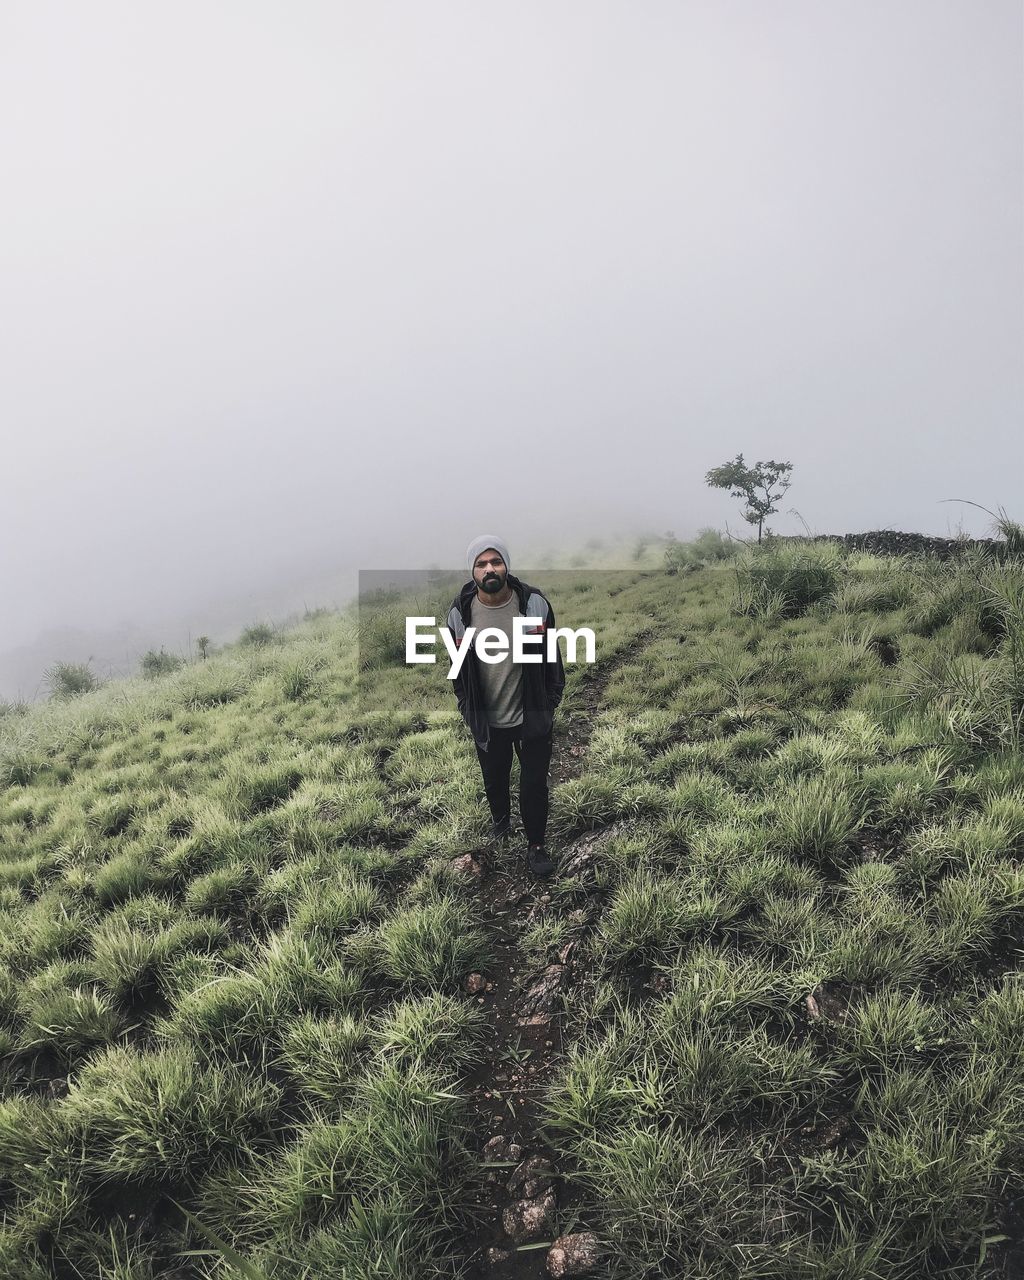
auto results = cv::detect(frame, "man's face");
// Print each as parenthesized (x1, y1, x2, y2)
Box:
(473, 550, 507, 595)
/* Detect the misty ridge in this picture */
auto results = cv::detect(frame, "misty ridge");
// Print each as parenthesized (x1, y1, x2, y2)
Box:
(4, 442, 1016, 709)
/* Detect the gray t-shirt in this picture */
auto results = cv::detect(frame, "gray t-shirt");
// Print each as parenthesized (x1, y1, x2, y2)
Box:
(470, 592, 524, 728)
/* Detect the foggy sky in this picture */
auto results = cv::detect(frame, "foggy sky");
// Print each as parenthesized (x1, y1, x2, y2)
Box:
(2, 2, 1021, 678)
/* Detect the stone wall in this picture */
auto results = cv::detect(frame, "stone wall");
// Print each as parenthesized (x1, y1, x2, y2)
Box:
(773, 531, 1006, 559)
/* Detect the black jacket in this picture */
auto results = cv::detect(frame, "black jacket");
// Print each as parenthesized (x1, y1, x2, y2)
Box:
(444, 573, 566, 752)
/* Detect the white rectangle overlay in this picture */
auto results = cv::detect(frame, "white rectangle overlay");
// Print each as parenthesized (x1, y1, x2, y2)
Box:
(406, 616, 595, 679)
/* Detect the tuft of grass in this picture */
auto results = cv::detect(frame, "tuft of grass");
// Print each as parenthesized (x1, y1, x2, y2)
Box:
(58, 1043, 282, 1186)
(46, 660, 102, 700)
(91, 908, 228, 1004)
(597, 869, 684, 967)
(550, 775, 620, 833)
(287, 872, 382, 942)
(239, 622, 276, 648)
(277, 1013, 368, 1105)
(374, 895, 488, 987)
(735, 544, 845, 617)
(772, 773, 864, 862)
(371, 992, 486, 1072)
(832, 987, 950, 1073)
(18, 962, 125, 1061)
(245, 1058, 467, 1259)
(218, 760, 305, 818)
(141, 648, 184, 679)
(280, 653, 325, 701)
(92, 849, 165, 907)
(182, 865, 256, 918)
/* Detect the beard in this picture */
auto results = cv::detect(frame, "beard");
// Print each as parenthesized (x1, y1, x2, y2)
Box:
(481, 572, 504, 594)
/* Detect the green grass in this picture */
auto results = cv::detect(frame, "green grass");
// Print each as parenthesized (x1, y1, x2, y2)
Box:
(2, 537, 1024, 1275)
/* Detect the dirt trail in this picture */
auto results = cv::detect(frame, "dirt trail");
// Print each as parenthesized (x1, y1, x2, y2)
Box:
(459, 645, 649, 1277)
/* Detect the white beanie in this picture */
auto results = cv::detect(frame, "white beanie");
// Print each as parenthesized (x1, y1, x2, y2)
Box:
(466, 534, 512, 575)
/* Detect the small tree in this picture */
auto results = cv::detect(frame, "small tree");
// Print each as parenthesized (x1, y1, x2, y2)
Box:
(705, 453, 793, 544)
(196, 635, 211, 660)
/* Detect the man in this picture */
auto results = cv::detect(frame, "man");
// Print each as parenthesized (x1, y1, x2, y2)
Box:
(445, 535, 565, 877)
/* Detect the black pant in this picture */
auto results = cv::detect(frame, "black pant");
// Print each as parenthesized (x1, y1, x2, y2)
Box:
(474, 725, 553, 845)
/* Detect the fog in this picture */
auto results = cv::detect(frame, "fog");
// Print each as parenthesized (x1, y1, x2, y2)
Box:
(2, 1, 1021, 698)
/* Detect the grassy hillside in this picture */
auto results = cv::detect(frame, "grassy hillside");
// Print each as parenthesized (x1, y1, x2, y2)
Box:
(2, 541, 1024, 1278)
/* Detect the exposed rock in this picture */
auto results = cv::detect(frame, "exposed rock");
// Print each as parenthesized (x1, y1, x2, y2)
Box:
(808, 983, 852, 1024)
(483, 1135, 522, 1160)
(517, 965, 565, 1025)
(451, 853, 483, 878)
(46, 1076, 70, 1099)
(868, 635, 899, 667)
(502, 1188, 557, 1244)
(559, 822, 629, 881)
(507, 1155, 556, 1199)
(465, 972, 486, 995)
(546, 1232, 601, 1277)
(482, 1134, 523, 1178)
(805, 994, 820, 1020)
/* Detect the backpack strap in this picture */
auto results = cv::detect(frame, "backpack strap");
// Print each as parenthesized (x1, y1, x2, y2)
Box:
(523, 590, 548, 633)
(446, 602, 467, 645)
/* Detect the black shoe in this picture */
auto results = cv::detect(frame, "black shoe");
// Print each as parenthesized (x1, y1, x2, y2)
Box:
(491, 818, 513, 844)
(526, 842, 556, 877)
